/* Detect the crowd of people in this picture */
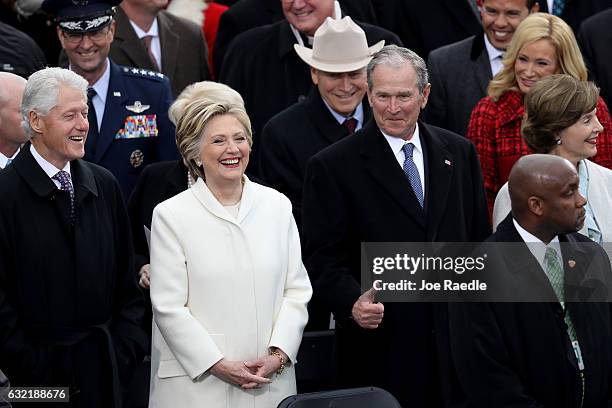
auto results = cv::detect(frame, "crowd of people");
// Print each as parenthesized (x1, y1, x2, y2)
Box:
(1, 0, 612, 407)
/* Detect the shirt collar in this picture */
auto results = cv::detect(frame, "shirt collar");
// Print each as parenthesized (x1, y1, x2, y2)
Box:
(30, 143, 71, 180)
(381, 123, 422, 156)
(322, 98, 364, 128)
(90, 58, 111, 106)
(130, 17, 159, 39)
(0, 148, 19, 168)
(513, 217, 560, 268)
(483, 33, 504, 63)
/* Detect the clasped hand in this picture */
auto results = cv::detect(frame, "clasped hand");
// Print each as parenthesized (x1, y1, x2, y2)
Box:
(352, 288, 384, 329)
(210, 354, 282, 389)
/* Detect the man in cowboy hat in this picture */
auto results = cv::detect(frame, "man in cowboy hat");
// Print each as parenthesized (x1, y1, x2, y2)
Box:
(42, 0, 179, 200)
(219, 0, 400, 177)
(259, 15, 382, 331)
(302, 44, 490, 406)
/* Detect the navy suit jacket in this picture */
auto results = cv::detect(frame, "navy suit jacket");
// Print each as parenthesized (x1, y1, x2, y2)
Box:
(84, 61, 179, 200)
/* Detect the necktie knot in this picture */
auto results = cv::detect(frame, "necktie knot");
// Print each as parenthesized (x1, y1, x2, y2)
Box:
(87, 87, 96, 101)
(402, 143, 415, 158)
(343, 117, 357, 135)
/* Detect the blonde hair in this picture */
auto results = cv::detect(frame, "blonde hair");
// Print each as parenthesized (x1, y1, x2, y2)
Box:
(175, 100, 252, 181)
(168, 81, 244, 125)
(488, 13, 587, 101)
(522, 74, 598, 154)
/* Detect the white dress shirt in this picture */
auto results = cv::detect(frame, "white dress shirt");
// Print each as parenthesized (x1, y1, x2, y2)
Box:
(513, 217, 562, 272)
(483, 33, 505, 77)
(381, 123, 426, 197)
(0, 148, 19, 169)
(130, 17, 162, 70)
(30, 144, 72, 189)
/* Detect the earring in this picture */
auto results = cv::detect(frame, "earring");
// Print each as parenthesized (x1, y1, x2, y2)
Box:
(555, 138, 562, 145)
(195, 160, 202, 166)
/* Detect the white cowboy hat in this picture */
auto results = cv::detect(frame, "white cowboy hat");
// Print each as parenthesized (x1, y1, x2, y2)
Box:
(294, 16, 385, 73)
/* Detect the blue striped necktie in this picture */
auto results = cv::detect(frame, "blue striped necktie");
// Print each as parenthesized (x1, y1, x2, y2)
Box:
(402, 143, 424, 208)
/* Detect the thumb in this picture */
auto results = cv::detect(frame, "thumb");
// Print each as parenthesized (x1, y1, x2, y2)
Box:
(361, 287, 377, 303)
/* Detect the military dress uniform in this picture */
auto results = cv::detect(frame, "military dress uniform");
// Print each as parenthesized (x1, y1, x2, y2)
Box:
(85, 61, 179, 200)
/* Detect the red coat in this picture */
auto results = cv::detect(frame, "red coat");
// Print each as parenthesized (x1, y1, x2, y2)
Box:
(467, 90, 612, 215)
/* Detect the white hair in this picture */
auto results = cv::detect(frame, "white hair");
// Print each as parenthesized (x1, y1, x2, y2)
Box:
(21, 67, 88, 138)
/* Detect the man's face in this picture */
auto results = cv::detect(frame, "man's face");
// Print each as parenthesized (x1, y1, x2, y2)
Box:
(539, 163, 587, 234)
(282, 0, 335, 36)
(30, 86, 89, 170)
(58, 22, 115, 81)
(480, 0, 537, 50)
(367, 63, 430, 140)
(0, 80, 27, 145)
(311, 68, 367, 116)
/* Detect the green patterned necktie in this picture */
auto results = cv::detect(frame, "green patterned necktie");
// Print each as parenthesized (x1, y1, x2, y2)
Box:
(544, 246, 577, 341)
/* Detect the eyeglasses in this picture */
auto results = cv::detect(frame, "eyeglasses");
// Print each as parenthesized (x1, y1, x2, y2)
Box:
(61, 25, 112, 44)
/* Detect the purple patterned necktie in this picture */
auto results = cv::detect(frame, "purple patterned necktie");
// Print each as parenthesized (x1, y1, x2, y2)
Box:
(53, 170, 75, 224)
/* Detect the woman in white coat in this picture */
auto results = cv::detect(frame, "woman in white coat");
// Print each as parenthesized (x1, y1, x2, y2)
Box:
(493, 74, 612, 242)
(148, 87, 312, 408)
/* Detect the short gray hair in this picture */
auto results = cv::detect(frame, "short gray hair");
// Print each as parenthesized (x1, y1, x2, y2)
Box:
(366, 45, 429, 94)
(22, 67, 88, 138)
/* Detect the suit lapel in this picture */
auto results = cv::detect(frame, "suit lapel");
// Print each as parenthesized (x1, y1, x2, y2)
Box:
(470, 34, 493, 96)
(158, 12, 179, 79)
(95, 62, 129, 163)
(360, 121, 426, 228)
(421, 123, 453, 240)
(114, 7, 155, 70)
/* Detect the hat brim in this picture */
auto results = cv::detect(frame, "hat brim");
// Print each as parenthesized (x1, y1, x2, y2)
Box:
(294, 40, 385, 73)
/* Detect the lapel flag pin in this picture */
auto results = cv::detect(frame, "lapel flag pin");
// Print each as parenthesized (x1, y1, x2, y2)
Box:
(568, 260, 576, 268)
(113, 91, 121, 97)
(444, 159, 451, 166)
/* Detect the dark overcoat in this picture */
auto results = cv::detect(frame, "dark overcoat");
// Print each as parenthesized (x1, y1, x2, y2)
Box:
(449, 215, 612, 408)
(302, 119, 490, 406)
(259, 88, 371, 230)
(578, 8, 612, 106)
(0, 146, 146, 408)
(219, 19, 400, 176)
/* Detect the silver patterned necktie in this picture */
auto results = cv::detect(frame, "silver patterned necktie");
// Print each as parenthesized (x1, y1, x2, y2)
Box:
(53, 170, 75, 225)
(402, 143, 424, 208)
(552, 0, 565, 16)
(544, 246, 577, 341)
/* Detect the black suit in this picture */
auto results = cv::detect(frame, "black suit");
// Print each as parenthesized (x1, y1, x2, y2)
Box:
(374, 0, 481, 59)
(578, 8, 612, 106)
(220, 19, 400, 177)
(259, 88, 371, 230)
(302, 119, 490, 406)
(213, 0, 378, 77)
(538, 0, 612, 33)
(449, 215, 612, 408)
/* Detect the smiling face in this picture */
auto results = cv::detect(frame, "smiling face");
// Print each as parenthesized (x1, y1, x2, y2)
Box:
(30, 85, 89, 170)
(553, 108, 603, 164)
(58, 21, 115, 85)
(514, 38, 559, 93)
(199, 114, 250, 188)
(281, 0, 334, 36)
(480, 0, 536, 50)
(311, 67, 367, 116)
(367, 63, 430, 140)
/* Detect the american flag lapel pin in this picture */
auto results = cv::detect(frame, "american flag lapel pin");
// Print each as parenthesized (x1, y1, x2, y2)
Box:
(444, 159, 451, 166)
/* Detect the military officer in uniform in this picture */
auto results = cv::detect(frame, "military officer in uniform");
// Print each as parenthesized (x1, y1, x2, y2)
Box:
(42, 0, 180, 199)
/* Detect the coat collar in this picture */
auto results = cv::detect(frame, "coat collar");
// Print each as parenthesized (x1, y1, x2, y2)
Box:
(359, 120, 454, 235)
(470, 33, 493, 95)
(304, 87, 371, 144)
(190, 176, 256, 226)
(13, 142, 99, 200)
